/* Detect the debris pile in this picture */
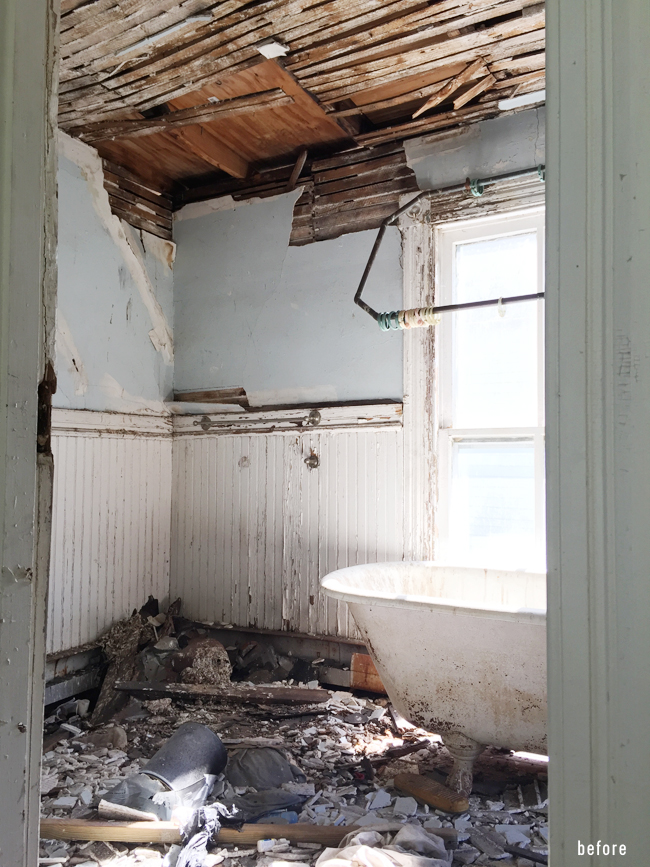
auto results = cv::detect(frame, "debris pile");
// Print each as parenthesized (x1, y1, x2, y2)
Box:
(41, 603, 548, 866)
(41, 689, 549, 866)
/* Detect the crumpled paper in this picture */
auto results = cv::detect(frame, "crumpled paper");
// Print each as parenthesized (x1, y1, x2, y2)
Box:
(315, 826, 451, 867)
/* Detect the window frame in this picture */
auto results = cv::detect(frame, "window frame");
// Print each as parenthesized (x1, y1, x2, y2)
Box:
(434, 207, 546, 568)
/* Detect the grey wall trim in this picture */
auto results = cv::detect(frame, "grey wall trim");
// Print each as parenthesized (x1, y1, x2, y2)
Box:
(0, 0, 57, 862)
(546, 1, 650, 862)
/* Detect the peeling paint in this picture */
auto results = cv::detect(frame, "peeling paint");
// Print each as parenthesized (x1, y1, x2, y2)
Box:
(57, 131, 174, 364)
(175, 186, 304, 222)
(99, 373, 168, 415)
(55, 312, 88, 396)
(49, 412, 172, 653)
(142, 231, 176, 269)
(171, 419, 404, 637)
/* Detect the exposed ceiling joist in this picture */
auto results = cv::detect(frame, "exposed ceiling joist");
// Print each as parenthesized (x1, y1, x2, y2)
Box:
(58, 0, 546, 236)
(167, 127, 249, 179)
(76, 88, 294, 143)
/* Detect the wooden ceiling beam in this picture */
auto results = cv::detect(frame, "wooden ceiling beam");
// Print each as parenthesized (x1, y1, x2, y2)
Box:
(166, 127, 249, 179)
(74, 89, 293, 143)
(285, 147, 309, 191)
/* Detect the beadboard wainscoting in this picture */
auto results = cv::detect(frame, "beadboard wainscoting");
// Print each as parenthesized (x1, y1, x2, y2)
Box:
(170, 405, 405, 640)
(48, 410, 172, 654)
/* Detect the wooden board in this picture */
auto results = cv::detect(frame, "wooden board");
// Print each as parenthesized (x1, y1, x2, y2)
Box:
(115, 681, 331, 704)
(40, 819, 352, 846)
(40, 817, 460, 846)
(174, 387, 249, 405)
(350, 653, 386, 694)
(101, 159, 173, 239)
(393, 773, 470, 814)
(58, 1, 546, 199)
(88, 60, 350, 187)
(164, 60, 350, 164)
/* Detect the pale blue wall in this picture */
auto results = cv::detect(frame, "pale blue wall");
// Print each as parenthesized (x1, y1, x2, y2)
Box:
(55, 155, 174, 412)
(173, 193, 403, 406)
(405, 108, 545, 189)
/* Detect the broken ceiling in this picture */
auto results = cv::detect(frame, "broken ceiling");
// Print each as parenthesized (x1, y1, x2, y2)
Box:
(59, 0, 545, 239)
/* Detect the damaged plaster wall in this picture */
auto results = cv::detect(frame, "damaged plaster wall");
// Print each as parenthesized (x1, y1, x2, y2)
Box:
(48, 137, 175, 654)
(55, 134, 174, 414)
(404, 108, 545, 190)
(173, 191, 403, 406)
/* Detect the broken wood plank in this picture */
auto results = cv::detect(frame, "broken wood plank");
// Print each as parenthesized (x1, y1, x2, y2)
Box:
(173, 387, 249, 405)
(354, 98, 501, 147)
(107, 205, 173, 241)
(76, 89, 294, 142)
(412, 58, 487, 117)
(98, 800, 158, 822)
(288, 0, 527, 72)
(329, 74, 466, 118)
(452, 72, 497, 109)
(300, 12, 545, 100)
(286, 147, 308, 192)
(393, 772, 470, 814)
(103, 182, 173, 223)
(115, 680, 331, 704)
(40, 819, 354, 846)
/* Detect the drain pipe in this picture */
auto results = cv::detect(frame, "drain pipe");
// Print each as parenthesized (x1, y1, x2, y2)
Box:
(355, 165, 546, 329)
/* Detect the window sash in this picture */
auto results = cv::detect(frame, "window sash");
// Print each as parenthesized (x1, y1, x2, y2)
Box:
(434, 208, 545, 569)
(437, 209, 546, 431)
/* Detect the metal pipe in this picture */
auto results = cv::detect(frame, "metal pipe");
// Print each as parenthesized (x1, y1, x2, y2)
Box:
(423, 291, 545, 315)
(355, 165, 545, 322)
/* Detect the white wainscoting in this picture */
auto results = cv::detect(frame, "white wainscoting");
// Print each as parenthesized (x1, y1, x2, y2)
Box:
(48, 410, 172, 655)
(170, 405, 404, 639)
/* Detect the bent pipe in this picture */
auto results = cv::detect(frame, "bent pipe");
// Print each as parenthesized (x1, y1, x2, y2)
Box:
(355, 165, 545, 325)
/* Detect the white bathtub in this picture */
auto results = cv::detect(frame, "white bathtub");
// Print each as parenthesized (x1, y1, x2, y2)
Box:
(321, 562, 547, 792)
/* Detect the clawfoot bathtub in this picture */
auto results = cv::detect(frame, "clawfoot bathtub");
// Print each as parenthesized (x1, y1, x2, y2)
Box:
(321, 562, 547, 795)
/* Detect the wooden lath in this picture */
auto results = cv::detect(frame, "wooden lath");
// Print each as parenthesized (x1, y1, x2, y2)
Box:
(176, 142, 417, 245)
(58, 0, 546, 216)
(58, 0, 545, 134)
(102, 159, 173, 240)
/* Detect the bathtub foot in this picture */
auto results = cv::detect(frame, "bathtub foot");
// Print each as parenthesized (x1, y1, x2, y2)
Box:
(442, 732, 485, 797)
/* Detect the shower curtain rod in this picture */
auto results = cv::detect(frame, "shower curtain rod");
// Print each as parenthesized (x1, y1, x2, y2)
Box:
(354, 165, 545, 330)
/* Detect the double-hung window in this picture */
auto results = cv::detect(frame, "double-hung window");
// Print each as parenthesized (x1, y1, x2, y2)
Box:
(436, 209, 545, 571)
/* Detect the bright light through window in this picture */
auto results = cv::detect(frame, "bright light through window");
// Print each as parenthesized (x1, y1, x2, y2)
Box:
(450, 441, 536, 566)
(453, 233, 539, 428)
(436, 210, 545, 571)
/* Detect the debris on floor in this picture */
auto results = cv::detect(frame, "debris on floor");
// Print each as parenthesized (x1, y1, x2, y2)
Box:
(41, 603, 549, 867)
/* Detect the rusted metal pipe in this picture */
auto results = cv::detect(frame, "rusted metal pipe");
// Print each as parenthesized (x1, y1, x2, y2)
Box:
(355, 166, 545, 325)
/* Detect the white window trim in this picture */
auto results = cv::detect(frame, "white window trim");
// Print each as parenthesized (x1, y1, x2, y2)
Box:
(433, 207, 546, 568)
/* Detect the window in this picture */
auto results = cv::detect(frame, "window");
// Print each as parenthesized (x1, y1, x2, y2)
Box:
(436, 209, 545, 570)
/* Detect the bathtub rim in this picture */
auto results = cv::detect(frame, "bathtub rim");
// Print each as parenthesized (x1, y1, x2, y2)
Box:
(321, 561, 547, 625)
